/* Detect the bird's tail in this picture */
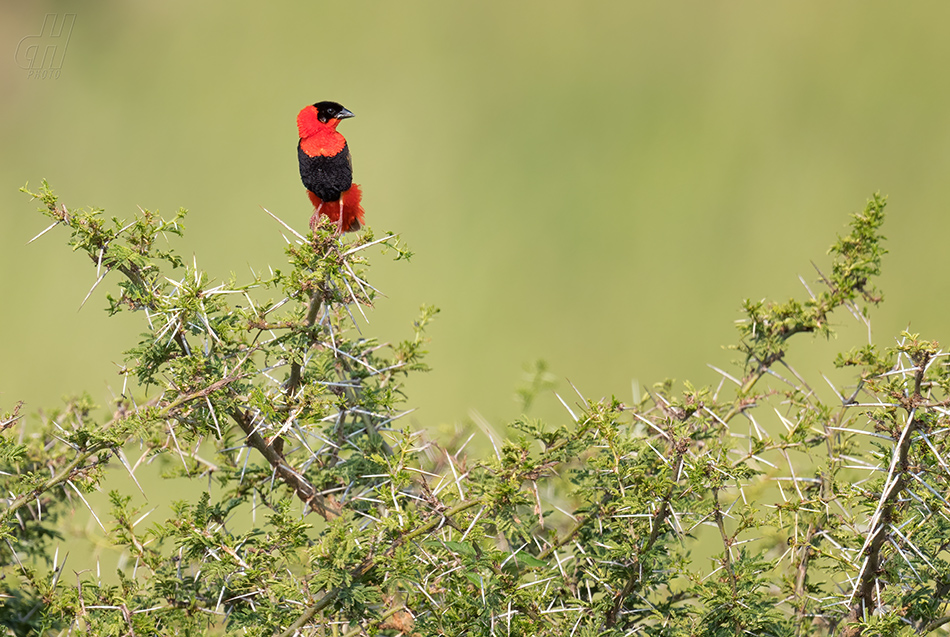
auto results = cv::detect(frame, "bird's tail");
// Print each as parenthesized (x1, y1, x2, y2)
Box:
(308, 185, 365, 233)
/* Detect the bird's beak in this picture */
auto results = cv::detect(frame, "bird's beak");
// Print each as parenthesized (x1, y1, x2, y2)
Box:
(336, 108, 355, 120)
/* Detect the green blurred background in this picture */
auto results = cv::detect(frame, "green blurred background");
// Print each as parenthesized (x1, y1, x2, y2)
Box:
(3, 1, 950, 436)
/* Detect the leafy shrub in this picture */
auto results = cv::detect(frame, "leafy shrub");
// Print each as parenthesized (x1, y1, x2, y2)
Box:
(3, 186, 947, 637)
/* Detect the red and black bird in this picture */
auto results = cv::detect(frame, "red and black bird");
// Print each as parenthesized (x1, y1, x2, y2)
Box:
(297, 101, 365, 233)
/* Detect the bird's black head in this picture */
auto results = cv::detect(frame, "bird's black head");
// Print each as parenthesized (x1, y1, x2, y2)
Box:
(313, 101, 355, 123)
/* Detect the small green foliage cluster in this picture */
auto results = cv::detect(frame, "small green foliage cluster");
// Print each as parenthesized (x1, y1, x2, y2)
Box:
(3, 186, 950, 637)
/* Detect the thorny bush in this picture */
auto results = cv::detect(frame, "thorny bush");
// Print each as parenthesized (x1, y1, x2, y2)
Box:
(3, 185, 950, 637)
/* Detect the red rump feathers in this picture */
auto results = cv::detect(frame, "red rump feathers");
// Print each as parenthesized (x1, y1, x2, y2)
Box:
(306, 185, 365, 234)
(297, 101, 365, 233)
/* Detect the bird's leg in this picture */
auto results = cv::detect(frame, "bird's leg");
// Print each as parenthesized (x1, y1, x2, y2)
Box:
(336, 198, 344, 234)
(310, 202, 323, 233)
(310, 202, 323, 232)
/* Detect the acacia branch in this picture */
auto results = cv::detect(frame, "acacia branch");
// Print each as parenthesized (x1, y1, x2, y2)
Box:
(229, 407, 341, 520)
(605, 448, 684, 628)
(842, 412, 917, 637)
(285, 288, 325, 395)
(278, 498, 483, 637)
(711, 487, 738, 598)
(2, 369, 253, 525)
(2, 440, 114, 525)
